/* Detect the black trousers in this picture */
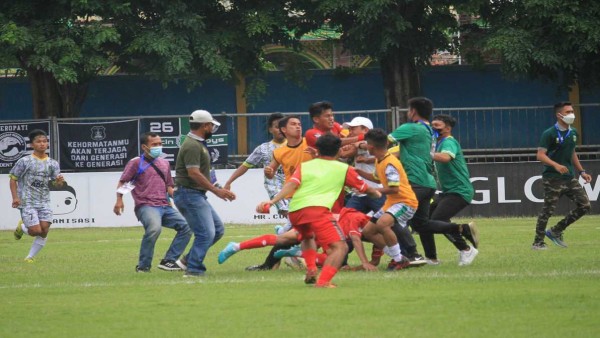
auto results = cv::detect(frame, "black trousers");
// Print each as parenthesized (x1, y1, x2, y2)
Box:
(425, 193, 471, 258)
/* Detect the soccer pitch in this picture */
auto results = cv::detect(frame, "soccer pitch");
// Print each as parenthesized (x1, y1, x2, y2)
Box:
(1, 216, 599, 338)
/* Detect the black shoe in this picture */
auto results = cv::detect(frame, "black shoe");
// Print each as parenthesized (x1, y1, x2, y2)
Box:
(135, 265, 150, 273)
(158, 259, 183, 271)
(462, 222, 479, 249)
(245, 264, 270, 271)
(183, 271, 205, 278)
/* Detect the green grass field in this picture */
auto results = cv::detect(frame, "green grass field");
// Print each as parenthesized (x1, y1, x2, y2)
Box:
(1, 216, 599, 338)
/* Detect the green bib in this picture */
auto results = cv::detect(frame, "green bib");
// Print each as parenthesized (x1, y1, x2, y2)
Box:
(289, 159, 348, 212)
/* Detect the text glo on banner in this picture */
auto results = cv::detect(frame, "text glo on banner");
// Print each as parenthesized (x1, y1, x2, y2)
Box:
(0, 121, 51, 174)
(58, 120, 139, 170)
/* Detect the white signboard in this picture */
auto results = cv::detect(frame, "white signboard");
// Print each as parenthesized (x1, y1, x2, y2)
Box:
(0, 169, 282, 230)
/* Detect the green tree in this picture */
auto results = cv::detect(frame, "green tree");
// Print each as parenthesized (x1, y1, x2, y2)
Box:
(0, 1, 304, 118)
(0, 1, 122, 118)
(467, 0, 600, 89)
(301, 0, 461, 114)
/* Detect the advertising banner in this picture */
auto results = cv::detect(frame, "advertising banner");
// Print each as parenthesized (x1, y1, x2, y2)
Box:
(178, 115, 228, 165)
(462, 160, 600, 217)
(0, 163, 597, 230)
(141, 115, 228, 166)
(58, 120, 139, 171)
(0, 169, 275, 229)
(141, 117, 181, 165)
(0, 121, 50, 174)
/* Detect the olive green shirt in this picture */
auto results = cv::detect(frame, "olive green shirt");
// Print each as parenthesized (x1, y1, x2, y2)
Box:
(174, 135, 212, 190)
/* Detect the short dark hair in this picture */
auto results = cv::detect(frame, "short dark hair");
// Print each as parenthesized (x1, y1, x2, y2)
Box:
(309, 101, 333, 119)
(278, 115, 300, 136)
(554, 101, 572, 113)
(28, 129, 47, 142)
(140, 132, 160, 145)
(267, 113, 284, 129)
(432, 114, 456, 128)
(315, 133, 341, 157)
(408, 97, 433, 120)
(364, 128, 388, 149)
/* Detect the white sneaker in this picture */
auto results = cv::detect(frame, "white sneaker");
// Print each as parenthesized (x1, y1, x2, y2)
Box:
(175, 259, 187, 271)
(426, 259, 441, 266)
(458, 247, 479, 266)
(283, 256, 306, 270)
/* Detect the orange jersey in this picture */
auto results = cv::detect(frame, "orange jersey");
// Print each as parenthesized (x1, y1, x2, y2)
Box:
(373, 153, 418, 210)
(272, 138, 313, 182)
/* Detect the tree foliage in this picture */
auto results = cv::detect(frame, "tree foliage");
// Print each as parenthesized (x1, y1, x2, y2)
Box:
(0, 1, 122, 117)
(301, 0, 463, 111)
(0, 0, 306, 118)
(467, 0, 600, 88)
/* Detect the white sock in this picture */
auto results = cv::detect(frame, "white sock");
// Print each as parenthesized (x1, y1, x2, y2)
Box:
(27, 236, 47, 258)
(388, 244, 403, 262)
(383, 246, 391, 256)
(282, 220, 293, 233)
(21, 223, 29, 235)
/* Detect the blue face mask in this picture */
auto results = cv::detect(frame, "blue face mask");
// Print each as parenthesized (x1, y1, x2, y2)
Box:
(149, 146, 162, 158)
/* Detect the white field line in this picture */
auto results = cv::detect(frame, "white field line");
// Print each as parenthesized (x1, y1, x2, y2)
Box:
(1, 269, 599, 290)
(39, 234, 260, 245)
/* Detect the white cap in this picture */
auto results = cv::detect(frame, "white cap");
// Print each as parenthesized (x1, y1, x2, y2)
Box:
(190, 110, 221, 127)
(343, 117, 373, 130)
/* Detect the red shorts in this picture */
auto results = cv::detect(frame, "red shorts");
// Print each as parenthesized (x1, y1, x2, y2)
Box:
(289, 207, 345, 251)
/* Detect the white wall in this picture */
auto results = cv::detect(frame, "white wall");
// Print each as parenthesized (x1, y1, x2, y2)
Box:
(0, 169, 283, 230)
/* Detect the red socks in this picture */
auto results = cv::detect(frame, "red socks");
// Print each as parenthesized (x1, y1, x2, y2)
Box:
(302, 248, 318, 271)
(316, 265, 338, 285)
(239, 234, 277, 250)
(315, 253, 328, 267)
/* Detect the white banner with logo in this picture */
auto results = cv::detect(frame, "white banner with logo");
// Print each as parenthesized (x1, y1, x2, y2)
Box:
(0, 169, 281, 230)
(1, 163, 598, 230)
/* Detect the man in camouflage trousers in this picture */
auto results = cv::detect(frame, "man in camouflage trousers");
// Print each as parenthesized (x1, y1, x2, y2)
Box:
(532, 102, 592, 250)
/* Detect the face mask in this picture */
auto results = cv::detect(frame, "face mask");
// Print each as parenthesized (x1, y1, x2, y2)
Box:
(149, 146, 162, 158)
(205, 132, 213, 139)
(433, 128, 444, 136)
(561, 113, 575, 125)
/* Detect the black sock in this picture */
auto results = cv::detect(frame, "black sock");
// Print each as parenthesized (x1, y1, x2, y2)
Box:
(263, 243, 292, 268)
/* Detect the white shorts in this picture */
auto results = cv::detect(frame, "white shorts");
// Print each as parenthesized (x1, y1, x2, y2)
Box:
(372, 203, 415, 227)
(20, 207, 53, 228)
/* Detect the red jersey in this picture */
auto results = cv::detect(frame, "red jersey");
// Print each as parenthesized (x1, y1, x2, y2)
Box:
(304, 122, 343, 148)
(337, 207, 371, 238)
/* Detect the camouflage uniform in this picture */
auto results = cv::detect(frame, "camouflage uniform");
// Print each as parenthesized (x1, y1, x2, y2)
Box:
(534, 177, 590, 243)
(534, 124, 591, 244)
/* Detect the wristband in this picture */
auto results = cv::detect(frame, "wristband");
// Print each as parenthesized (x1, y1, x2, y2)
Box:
(579, 170, 586, 175)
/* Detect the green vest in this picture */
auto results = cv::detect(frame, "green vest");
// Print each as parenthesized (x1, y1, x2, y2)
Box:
(289, 159, 348, 212)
